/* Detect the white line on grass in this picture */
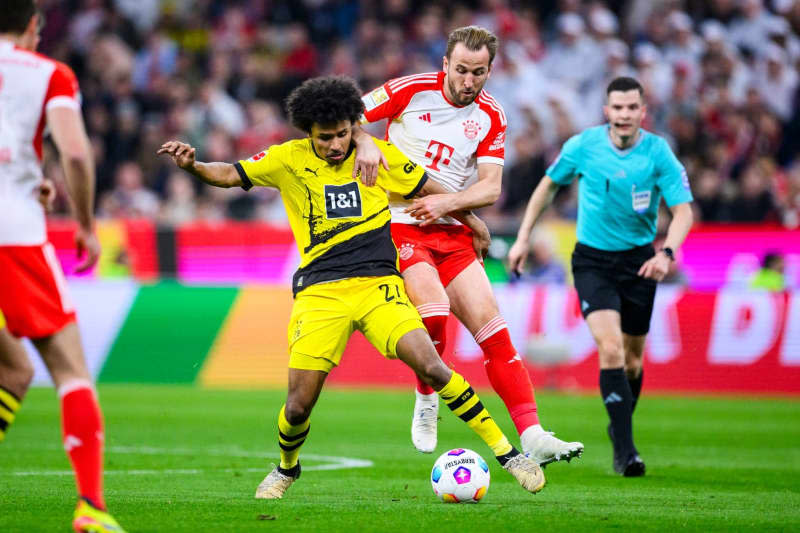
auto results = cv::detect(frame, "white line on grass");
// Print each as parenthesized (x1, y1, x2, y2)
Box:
(6, 445, 373, 476)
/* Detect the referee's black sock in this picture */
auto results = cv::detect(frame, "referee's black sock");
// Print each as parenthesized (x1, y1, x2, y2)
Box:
(600, 368, 635, 456)
(629, 369, 643, 414)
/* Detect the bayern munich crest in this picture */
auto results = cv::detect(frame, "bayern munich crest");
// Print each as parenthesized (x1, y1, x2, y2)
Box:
(462, 120, 480, 140)
(399, 243, 415, 261)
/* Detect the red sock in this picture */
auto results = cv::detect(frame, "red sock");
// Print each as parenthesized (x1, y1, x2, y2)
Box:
(415, 304, 450, 395)
(60, 381, 105, 510)
(476, 317, 540, 434)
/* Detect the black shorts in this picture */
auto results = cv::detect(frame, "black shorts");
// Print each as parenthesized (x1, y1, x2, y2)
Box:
(571, 242, 657, 336)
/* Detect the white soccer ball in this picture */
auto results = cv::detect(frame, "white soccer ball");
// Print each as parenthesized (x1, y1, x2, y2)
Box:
(430, 448, 490, 503)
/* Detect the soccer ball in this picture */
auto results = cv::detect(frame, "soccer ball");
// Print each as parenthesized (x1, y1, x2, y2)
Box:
(430, 448, 490, 503)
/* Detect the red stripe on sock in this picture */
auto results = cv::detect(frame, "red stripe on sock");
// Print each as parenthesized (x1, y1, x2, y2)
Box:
(479, 326, 539, 433)
(61, 387, 105, 510)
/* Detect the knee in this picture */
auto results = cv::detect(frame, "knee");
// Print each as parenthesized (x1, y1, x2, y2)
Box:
(597, 338, 624, 367)
(283, 399, 311, 426)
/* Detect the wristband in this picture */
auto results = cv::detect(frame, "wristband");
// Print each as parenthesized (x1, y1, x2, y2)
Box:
(660, 247, 675, 261)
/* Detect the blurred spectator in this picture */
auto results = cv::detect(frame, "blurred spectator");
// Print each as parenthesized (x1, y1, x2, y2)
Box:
(663, 11, 703, 84)
(500, 125, 547, 213)
(694, 168, 730, 222)
(729, 0, 782, 56)
(520, 229, 567, 285)
(754, 43, 799, 120)
(729, 160, 778, 222)
(99, 161, 159, 218)
(750, 252, 786, 291)
(31, 0, 797, 232)
(159, 172, 197, 226)
(540, 13, 600, 94)
(281, 23, 319, 78)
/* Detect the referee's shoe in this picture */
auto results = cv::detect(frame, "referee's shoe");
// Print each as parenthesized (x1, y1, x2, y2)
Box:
(608, 424, 646, 477)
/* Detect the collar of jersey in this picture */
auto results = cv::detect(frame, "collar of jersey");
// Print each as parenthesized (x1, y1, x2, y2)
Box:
(309, 139, 356, 165)
(604, 124, 646, 156)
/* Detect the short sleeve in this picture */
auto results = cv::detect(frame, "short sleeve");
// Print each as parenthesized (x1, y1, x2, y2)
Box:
(546, 133, 583, 185)
(45, 62, 80, 112)
(375, 142, 428, 198)
(655, 139, 693, 207)
(361, 74, 438, 123)
(236, 142, 293, 191)
(361, 83, 395, 123)
(476, 119, 506, 166)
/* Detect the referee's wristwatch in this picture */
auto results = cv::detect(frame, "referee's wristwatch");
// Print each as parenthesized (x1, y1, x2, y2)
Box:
(660, 247, 675, 261)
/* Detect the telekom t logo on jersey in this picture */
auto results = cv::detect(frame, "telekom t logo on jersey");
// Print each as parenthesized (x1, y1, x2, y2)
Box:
(424, 140, 454, 171)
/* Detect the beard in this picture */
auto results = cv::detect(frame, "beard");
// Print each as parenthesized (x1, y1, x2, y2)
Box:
(447, 79, 480, 106)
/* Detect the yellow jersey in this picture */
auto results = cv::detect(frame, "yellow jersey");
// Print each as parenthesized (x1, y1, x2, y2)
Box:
(235, 138, 427, 295)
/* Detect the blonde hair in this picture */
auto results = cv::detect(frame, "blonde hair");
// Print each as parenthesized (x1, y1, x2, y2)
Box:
(446, 26, 499, 64)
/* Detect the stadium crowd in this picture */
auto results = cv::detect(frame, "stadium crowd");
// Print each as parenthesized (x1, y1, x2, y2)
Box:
(37, 0, 800, 233)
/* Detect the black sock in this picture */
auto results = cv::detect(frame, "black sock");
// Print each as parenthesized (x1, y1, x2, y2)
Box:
(629, 369, 643, 414)
(600, 368, 635, 457)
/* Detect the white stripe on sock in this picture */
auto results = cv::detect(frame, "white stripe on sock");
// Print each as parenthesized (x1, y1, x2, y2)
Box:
(474, 316, 507, 344)
(57, 379, 95, 399)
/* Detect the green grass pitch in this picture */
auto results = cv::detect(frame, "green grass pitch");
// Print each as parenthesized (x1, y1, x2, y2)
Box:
(1, 386, 798, 532)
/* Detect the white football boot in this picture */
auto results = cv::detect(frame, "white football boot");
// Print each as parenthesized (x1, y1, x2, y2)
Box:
(255, 463, 300, 499)
(503, 453, 546, 493)
(521, 425, 584, 466)
(411, 391, 439, 453)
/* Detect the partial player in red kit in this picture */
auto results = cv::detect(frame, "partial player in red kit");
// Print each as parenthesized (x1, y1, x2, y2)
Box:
(354, 26, 583, 464)
(0, 2, 124, 531)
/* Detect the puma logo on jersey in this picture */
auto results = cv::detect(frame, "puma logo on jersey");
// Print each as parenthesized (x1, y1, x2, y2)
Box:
(304, 167, 319, 177)
(418, 113, 432, 123)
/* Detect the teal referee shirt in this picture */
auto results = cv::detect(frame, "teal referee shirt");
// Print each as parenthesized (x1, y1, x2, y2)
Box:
(547, 125, 693, 251)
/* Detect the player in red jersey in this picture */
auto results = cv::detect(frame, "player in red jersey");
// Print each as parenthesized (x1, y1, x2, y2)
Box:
(354, 26, 583, 464)
(0, 2, 124, 531)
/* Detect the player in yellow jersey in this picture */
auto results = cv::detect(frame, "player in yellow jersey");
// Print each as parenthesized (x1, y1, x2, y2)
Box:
(158, 76, 546, 499)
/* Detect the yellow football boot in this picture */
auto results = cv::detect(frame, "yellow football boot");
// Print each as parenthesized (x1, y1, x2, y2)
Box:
(72, 499, 126, 533)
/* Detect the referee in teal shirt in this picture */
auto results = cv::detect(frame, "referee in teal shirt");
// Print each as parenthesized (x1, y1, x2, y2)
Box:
(508, 77, 694, 477)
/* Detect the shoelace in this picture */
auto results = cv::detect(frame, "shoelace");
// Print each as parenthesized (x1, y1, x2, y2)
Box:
(506, 454, 539, 472)
(416, 406, 438, 430)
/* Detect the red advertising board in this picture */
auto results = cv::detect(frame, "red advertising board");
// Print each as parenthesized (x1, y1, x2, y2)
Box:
(329, 285, 800, 394)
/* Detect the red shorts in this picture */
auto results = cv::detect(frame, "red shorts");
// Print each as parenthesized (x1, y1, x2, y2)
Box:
(391, 223, 479, 288)
(0, 243, 76, 339)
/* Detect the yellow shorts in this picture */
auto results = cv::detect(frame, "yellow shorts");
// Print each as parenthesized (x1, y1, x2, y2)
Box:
(288, 276, 425, 373)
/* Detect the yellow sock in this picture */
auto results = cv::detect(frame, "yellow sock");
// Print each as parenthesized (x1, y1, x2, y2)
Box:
(277, 405, 309, 470)
(0, 386, 21, 443)
(438, 371, 513, 457)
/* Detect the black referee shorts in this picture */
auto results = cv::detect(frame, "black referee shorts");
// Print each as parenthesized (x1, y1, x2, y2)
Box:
(571, 242, 657, 336)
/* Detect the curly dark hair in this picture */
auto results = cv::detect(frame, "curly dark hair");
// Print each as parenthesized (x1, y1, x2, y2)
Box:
(286, 76, 365, 134)
(0, 0, 36, 33)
